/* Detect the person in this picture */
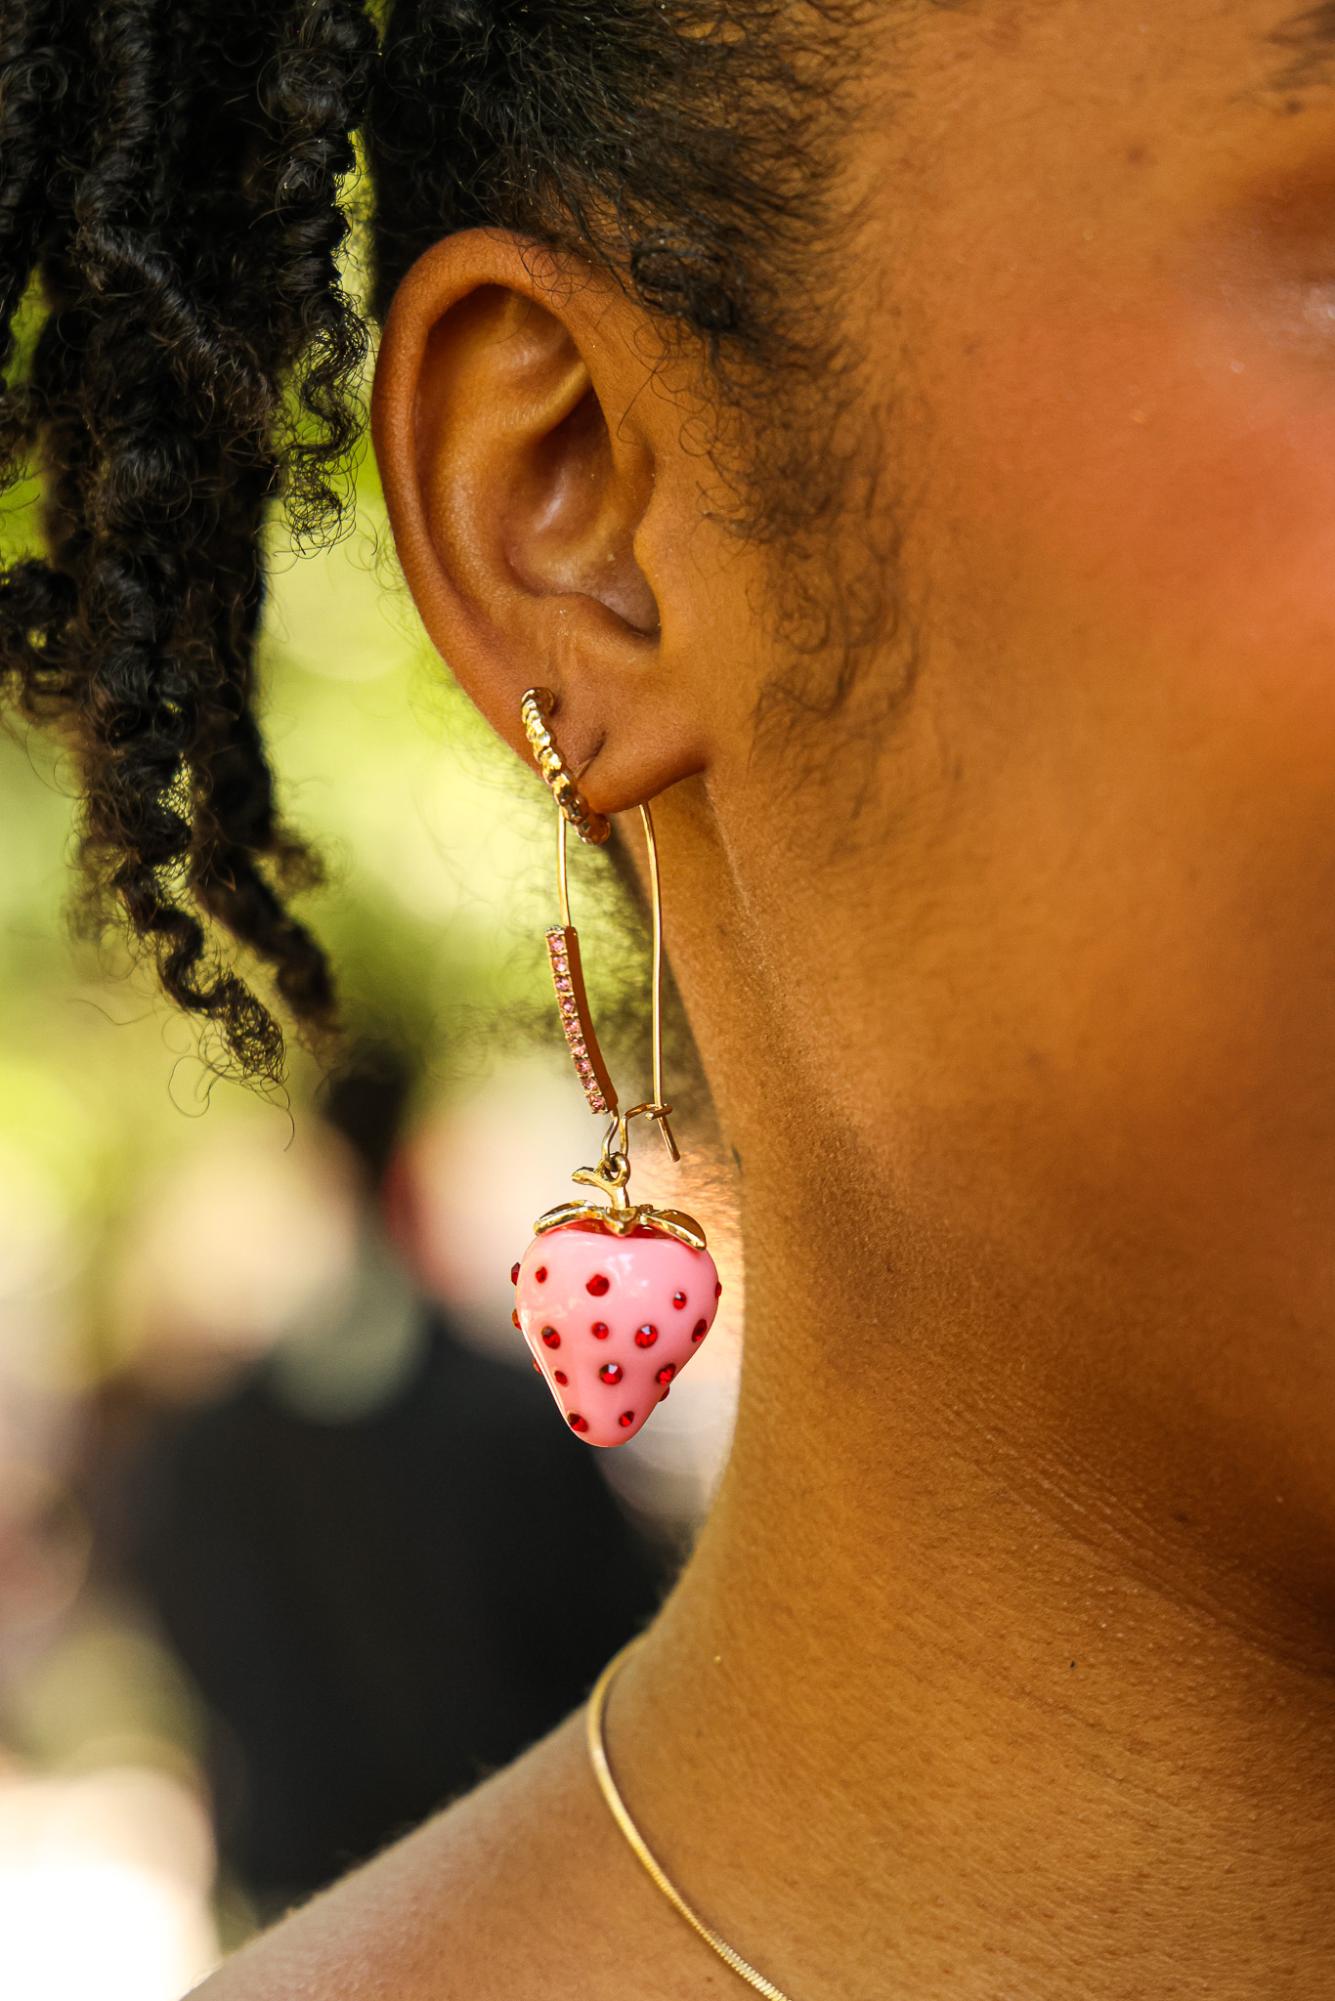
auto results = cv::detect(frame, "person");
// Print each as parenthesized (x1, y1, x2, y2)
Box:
(121, 1047, 671, 1920)
(3, 4, 1334, 1996)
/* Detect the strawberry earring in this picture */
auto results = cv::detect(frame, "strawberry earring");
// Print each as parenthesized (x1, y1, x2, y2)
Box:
(510, 687, 721, 1446)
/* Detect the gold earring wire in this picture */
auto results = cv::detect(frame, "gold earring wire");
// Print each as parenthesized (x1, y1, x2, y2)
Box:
(521, 685, 679, 1166)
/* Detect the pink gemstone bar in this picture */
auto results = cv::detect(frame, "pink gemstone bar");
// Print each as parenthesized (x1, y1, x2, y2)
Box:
(547, 926, 618, 1117)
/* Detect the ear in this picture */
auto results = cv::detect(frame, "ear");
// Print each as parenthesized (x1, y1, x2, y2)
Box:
(370, 227, 707, 811)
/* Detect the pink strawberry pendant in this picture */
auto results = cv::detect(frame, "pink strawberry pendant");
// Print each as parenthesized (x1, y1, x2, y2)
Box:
(513, 1220, 721, 1446)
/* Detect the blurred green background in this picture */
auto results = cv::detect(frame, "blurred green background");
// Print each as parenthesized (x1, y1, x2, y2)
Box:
(0, 266, 741, 1990)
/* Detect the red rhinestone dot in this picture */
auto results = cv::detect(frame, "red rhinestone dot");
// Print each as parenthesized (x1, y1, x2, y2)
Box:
(672, 1291, 687, 1309)
(658, 1384, 671, 1401)
(692, 1319, 708, 1343)
(655, 1363, 677, 1386)
(541, 1326, 561, 1348)
(511, 1308, 521, 1330)
(569, 1413, 589, 1433)
(634, 1324, 658, 1348)
(618, 1411, 636, 1428)
(587, 1274, 610, 1297)
(554, 1370, 568, 1385)
(599, 1361, 623, 1385)
(510, 1261, 521, 1286)
(715, 1280, 722, 1297)
(591, 1321, 610, 1339)
(535, 1265, 548, 1284)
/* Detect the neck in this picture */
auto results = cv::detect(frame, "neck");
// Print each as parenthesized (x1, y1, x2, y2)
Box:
(610, 1143, 1335, 2001)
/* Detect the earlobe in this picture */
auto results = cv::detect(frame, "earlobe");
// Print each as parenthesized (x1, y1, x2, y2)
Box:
(370, 227, 705, 811)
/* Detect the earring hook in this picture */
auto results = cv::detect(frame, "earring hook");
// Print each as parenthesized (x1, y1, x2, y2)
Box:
(523, 685, 679, 1164)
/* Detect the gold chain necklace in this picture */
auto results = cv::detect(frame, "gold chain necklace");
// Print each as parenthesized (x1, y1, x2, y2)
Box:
(585, 1634, 795, 2000)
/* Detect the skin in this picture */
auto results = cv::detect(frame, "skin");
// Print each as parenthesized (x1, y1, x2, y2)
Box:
(193, 2, 1335, 1995)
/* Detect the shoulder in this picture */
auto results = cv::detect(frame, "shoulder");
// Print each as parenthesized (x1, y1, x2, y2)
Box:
(185, 1696, 717, 2001)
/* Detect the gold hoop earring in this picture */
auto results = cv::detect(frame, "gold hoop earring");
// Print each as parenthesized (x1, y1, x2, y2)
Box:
(510, 685, 721, 1448)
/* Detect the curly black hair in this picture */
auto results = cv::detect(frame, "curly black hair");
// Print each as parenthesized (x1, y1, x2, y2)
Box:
(0, 0, 872, 1089)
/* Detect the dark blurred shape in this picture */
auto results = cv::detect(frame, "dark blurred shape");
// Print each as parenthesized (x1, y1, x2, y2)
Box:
(316, 1039, 417, 1193)
(123, 1039, 673, 1917)
(130, 1307, 669, 1915)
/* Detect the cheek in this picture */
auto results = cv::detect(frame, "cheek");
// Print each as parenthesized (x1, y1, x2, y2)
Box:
(942, 294, 1335, 736)
(906, 296, 1335, 1308)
